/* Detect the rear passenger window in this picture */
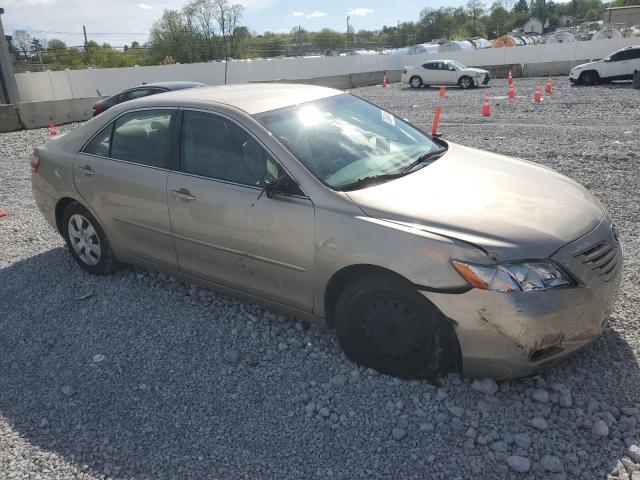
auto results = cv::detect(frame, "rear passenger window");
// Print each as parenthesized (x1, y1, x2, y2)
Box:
(110, 110, 172, 168)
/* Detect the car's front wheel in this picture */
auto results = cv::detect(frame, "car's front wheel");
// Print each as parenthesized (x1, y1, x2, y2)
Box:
(409, 76, 423, 89)
(62, 201, 116, 275)
(458, 76, 474, 89)
(335, 273, 459, 378)
(580, 70, 599, 85)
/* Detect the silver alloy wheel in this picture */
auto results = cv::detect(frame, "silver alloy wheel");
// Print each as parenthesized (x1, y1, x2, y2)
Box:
(68, 214, 101, 266)
(410, 76, 422, 88)
(459, 77, 472, 89)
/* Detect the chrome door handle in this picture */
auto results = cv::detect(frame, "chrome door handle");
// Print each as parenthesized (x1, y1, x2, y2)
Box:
(170, 188, 196, 201)
(78, 165, 95, 176)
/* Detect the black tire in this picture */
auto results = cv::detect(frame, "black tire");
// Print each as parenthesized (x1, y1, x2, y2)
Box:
(580, 70, 599, 85)
(334, 273, 460, 379)
(409, 76, 423, 89)
(458, 76, 474, 89)
(62, 201, 116, 275)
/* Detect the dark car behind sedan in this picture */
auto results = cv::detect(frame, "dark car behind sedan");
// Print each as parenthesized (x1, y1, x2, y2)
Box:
(92, 81, 207, 116)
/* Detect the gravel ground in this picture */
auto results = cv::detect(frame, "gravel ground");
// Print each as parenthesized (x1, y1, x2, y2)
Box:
(1, 76, 639, 480)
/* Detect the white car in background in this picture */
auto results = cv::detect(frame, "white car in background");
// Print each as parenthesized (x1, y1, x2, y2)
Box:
(401, 60, 491, 89)
(569, 45, 640, 85)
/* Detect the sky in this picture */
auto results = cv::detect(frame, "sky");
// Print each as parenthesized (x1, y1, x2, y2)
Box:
(1, 0, 469, 47)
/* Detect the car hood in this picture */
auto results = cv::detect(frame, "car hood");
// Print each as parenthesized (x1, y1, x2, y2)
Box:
(345, 143, 605, 260)
(463, 67, 489, 75)
(572, 61, 596, 71)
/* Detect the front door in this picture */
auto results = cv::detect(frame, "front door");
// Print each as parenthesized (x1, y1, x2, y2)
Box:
(600, 49, 633, 79)
(423, 62, 454, 85)
(74, 108, 178, 268)
(167, 110, 315, 312)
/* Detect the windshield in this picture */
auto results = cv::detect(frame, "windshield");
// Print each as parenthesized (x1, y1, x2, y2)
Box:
(449, 60, 467, 70)
(254, 94, 444, 189)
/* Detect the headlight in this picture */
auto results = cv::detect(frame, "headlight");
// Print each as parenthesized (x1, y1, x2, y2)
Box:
(452, 260, 573, 292)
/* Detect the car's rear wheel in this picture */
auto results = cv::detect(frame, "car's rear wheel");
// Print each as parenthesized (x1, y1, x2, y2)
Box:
(334, 273, 459, 379)
(580, 71, 599, 85)
(409, 76, 423, 89)
(62, 202, 116, 275)
(458, 76, 473, 89)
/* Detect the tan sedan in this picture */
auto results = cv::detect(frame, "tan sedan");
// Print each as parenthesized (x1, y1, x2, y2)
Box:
(30, 84, 622, 379)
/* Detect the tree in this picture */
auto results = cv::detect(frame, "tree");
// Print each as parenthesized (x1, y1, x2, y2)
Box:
(488, 2, 510, 36)
(42, 39, 84, 70)
(466, 0, 485, 37)
(12, 30, 33, 60)
(512, 0, 529, 13)
(310, 29, 344, 53)
(149, 9, 200, 63)
(212, 0, 244, 60)
(184, 0, 218, 60)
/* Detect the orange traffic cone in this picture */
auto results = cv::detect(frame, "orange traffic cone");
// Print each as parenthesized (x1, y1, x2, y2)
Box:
(438, 85, 446, 97)
(49, 120, 58, 136)
(507, 82, 515, 99)
(534, 83, 542, 103)
(382, 72, 388, 88)
(545, 76, 552, 94)
(508, 70, 513, 85)
(482, 94, 491, 117)
(431, 106, 442, 136)
(0, 210, 7, 218)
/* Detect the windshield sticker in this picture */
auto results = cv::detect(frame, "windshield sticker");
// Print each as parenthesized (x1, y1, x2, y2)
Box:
(381, 110, 396, 126)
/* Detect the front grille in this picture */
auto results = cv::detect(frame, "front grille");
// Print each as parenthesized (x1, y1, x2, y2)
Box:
(574, 240, 621, 282)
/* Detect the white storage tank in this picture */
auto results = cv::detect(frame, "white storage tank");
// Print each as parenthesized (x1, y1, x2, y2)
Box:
(545, 30, 577, 44)
(439, 40, 475, 52)
(407, 43, 440, 55)
(471, 38, 492, 49)
(592, 26, 623, 40)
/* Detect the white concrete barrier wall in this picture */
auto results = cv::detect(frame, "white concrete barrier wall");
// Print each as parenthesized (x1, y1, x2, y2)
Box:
(15, 37, 639, 103)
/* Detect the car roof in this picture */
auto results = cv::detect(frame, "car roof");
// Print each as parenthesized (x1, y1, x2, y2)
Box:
(134, 81, 207, 90)
(138, 83, 344, 115)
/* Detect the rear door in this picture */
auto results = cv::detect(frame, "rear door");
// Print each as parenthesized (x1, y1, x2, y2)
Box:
(167, 109, 315, 311)
(74, 108, 178, 268)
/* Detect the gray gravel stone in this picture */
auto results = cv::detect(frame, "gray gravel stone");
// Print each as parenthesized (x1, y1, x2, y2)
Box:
(541, 455, 564, 473)
(60, 385, 76, 397)
(514, 433, 532, 449)
(531, 388, 550, 403)
(507, 456, 531, 473)
(471, 379, 499, 396)
(531, 417, 548, 430)
(392, 428, 407, 441)
(593, 419, 610, 437)
(223, 350, 240, 364)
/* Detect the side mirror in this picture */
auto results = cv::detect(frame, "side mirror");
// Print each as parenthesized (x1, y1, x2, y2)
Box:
(253, 173, 301, 207)
(603, 58, 611, 62)
(263, 174, 291, 199)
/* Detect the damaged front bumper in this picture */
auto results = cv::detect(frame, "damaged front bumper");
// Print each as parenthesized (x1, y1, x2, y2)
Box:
(423, 217, 622, 379)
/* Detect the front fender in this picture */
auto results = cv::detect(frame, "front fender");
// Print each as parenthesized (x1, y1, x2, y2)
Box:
(313, 211, 488, 318)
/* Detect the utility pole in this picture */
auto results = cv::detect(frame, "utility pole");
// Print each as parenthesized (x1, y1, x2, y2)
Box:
(82, 25, 92, 67)
(346, 16, 350, 52)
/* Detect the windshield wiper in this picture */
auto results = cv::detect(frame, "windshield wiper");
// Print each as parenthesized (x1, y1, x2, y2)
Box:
(340, 173, 405, 191)
(399, 148, 447, 174)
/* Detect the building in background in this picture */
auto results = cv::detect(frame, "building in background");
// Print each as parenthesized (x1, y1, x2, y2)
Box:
(603, 6, 640, 27)
(512, 17, 550, 35)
